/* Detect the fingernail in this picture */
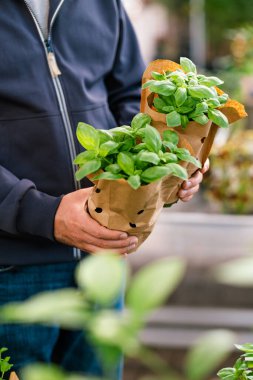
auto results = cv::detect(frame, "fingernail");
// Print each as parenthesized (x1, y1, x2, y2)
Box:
(185, 181, 191, 188)
(128, 244, 137, 251)
(120, 233, 128, 239)
(130, 237, 138, 245)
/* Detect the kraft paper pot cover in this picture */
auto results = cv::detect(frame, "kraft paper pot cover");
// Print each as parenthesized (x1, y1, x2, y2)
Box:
(87, 177, 165, 252)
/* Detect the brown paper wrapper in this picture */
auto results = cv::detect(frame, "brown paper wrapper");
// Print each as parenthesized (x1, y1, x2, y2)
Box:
(9, 373, 19, 380)
(88, 178, 165, 252)
(141, 59, 247, 205)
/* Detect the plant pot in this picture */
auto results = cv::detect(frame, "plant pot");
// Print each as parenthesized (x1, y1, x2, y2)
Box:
(88, 177, 165, 252)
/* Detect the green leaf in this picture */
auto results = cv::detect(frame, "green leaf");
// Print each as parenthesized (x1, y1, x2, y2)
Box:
(166, 163, 188, 180)
(99, 141, 118, 157)
(163, 141, 176, 152)
(162, 152, 178, 163)
(131, 113, 151, 131)
(163, 130, 179, 145)
(93, 172, 124, 181)
(191, 102, 209, 116)
(166, 111, 181, 127)
(76, 254, 126, 305)
(75, 159, 101, 181)
(198, 76, 224, 87)
(162, 105, 175, 113)
(185, 330, 235, 380)
(127, 257, 185, 313)
(181, 114, 189, 129)
(192, 114, 209, 125)
(76, 122, 99, 151)
(208, 109, 229, 128)
(175, 149, 202, 168)
(149, 81, 176, 96)
(235, 344, 253, 353)
(141, 166, 171, 183)
(180, 57, 197, 74)
(21, 364, 67, 380)
(105, 164, 121, 174)
(142, 79, 156, 89)
(110, 126, 132, 138)
(144, 124, 162, 153)
(151, 71, 166, 80)
(73, 150, 96, 165)
(218, 94, 229, 104)
(97, 129, 112, 144)
(133, 143, 147, 152)
(137, 151, 160, 165)
(188, 85, 216, 99)
(217, 368, 236, 380)
(117, 152, 135, 175)
(175, 87, 187, 107)
(214, 257, 253, 286)
(153, 97, 167, 111)
(120, 138, 135, 152)
(207, 98, 221, 108)
(127, 175, 141, 190)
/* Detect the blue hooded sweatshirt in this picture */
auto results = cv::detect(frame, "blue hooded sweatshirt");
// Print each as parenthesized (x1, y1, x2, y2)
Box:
(0, 0, 145, 265)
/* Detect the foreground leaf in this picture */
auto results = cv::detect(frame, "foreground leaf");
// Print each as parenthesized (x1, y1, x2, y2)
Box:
(185, 330, 235, 380)
(75, 159, 101, 181)
(213, 258, 253, 286)
(76, 122, 99, 151)
(127, 257, 185, 313)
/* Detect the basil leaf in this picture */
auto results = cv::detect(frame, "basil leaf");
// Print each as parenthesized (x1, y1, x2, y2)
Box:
(142, 79, 156, 89)
(93, 172, 124, 181)
(133, 143, 147, 152)
(105, 164, 121, 174)
(189, 78, 198, 86)
(137, 151, 160, 165)
(162, 152, 178, 163)
(193, 102, 209, 115)
(207, 98, 221, 108)
(151, 71, 166, 80)
(179, 115, 188, 129)
(163, 141, 176, 152)
(166, 111, 181, 127)
(180, 57, 197, 74)
(131, 113, 151, 131)
(192, 114, 209, 125)
(218, 94, 229, 104)
(75, 159, 101, 181)
(120, 138, 135, 151)
(144, 124, 162, 153)
(117, 152, 135, 175)
(208, 109, 229, 128)
(97, 130, 112, 144)
(76, 122, 99, 151)
(127, 175, 141, 190)
(110, 126, 132, 137)
(73, 150, 96, 165)
(99, 141, 118, 157)
(149, 81, 176, 96)
(176, 106, 194, 114)
(162, 105, 175, 113)
(175, 150, 202, 168)
(153, 97, 167, 111)
(188, 85, 216, 99)
(141, 166, 171, 183)
(166, 163, 188, 180)
(198, 76, 224, 87)
(175, 87, 187, 107)
(163, 130, 179, 145)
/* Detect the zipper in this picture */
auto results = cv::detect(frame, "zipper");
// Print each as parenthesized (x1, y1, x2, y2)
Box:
(23, 0, 81, 260)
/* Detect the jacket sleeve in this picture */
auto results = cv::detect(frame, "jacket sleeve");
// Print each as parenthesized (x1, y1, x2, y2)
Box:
(0, 165, 62, 240)
(105, 0, 145, 125)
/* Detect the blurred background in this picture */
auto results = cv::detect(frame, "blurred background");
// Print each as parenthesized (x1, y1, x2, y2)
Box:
(122, 1, 253, 379)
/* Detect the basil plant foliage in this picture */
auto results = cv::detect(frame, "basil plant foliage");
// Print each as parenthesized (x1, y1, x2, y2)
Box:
(74, 113, 201, 190)
(143, 57, 229, 129)
(218, 343, 253, 380)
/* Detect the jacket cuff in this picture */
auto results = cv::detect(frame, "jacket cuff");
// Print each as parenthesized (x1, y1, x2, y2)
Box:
(17, 188, 63, 241)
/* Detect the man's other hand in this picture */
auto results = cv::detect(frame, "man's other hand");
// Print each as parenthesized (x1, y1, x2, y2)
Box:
(178, 159, 210, 202)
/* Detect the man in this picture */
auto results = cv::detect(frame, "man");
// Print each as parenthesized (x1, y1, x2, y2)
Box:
(0, 1, 208, 378)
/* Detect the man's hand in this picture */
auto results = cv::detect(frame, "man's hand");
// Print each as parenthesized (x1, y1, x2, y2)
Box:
(54, 188, 138, 255)
(178, 159, 210, 202)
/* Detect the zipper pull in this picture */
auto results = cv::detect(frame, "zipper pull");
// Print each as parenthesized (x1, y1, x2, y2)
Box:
(47, 52, 62, 77)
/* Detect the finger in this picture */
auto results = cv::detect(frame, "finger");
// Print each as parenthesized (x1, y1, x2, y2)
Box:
(80, 243, 137, 255)
(82, 211, 130, 241)
(178, 184, 199, 200)
(182, 171, 203, 190)
(180, 194, 194, 203)
(80, 232, 138, 250)
(200, 158, 210, 174)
